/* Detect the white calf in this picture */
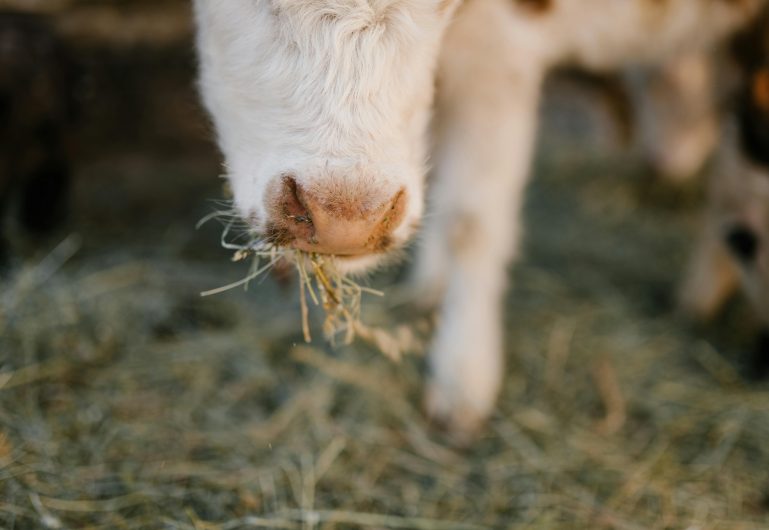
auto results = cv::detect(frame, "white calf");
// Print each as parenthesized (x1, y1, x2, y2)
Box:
(194, 0, 767, 441)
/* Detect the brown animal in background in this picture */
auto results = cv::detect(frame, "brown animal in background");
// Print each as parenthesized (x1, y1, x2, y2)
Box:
(681, 12, 769, 378)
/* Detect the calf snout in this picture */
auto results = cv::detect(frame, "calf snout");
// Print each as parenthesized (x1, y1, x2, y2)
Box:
(266, 176, 407, 256)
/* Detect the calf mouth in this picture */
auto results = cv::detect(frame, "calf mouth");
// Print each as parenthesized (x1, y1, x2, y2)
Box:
(200, 194, 418, 269)
(262, 223, 399, 257)
(210, 219, 410, 279)
(256, 215, 419, 275)
(201, 217, 401, 344)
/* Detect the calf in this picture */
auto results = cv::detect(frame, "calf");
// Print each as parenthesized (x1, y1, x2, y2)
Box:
(194, 0, 768, 441)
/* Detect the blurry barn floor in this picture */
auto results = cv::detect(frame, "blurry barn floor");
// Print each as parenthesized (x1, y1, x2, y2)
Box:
(3, 9, 769, 530)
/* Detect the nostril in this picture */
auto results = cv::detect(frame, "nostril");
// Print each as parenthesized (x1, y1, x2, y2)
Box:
(280, 176, 312, 224)
(263, 175, 317, 246)
(267, 175, 408, 254)
(725, 224, 760, 263)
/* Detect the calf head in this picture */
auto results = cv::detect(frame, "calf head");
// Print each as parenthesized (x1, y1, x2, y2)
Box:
(194, 0, 458, 272)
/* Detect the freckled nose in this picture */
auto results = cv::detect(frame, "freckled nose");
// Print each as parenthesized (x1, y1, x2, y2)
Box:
(267, 176, 407, 255)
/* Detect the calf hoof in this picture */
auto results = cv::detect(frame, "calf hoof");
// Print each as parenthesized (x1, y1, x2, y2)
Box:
(423, 321, 503, 446)
(424, 379, 491, 447)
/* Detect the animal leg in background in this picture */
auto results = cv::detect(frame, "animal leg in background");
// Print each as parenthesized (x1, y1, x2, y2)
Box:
(632, 51, 719, 183)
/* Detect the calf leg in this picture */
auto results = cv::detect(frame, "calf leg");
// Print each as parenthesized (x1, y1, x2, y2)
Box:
(634, 51, 719, 183)
(417, 0, 546, 442)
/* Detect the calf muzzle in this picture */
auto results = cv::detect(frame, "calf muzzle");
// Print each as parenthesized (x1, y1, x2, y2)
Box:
(266, 175, 407, 256)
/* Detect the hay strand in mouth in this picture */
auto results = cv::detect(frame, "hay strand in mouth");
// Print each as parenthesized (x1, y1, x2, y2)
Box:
(200, 254, 282, 297)
(295, 253, 428, 360)
(298, 262, 312, 343)
(200, 210, 426, 359)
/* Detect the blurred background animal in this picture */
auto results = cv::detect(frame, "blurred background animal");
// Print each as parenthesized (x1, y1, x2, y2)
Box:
(681, 11, 769, 378)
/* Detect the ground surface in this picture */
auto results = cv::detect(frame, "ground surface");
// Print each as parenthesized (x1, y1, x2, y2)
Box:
(1, 37, 769, 530)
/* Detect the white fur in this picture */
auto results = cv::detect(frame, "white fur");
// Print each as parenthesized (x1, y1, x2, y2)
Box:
(194, 0, 457, 272)
(194, 0, 766, 440)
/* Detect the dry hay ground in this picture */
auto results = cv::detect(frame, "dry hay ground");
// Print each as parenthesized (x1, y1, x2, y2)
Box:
(2, 74, 769, 529)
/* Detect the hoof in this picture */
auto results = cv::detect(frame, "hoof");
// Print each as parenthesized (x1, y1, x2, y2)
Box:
(424, 380, 489, 447)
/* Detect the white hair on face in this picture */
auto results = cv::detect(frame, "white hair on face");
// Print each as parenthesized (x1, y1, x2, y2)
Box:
(194, 0, 456, 272)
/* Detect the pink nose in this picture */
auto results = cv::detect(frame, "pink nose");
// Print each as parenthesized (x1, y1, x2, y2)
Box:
(266, 176, 407, 255)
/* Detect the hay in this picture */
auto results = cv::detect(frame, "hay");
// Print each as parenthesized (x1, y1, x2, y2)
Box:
(197, 214, 426, 361)
(1, 78, 769, 529)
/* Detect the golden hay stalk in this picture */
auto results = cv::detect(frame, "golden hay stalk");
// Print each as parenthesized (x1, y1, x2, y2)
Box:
(199, 217, 425, 360)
